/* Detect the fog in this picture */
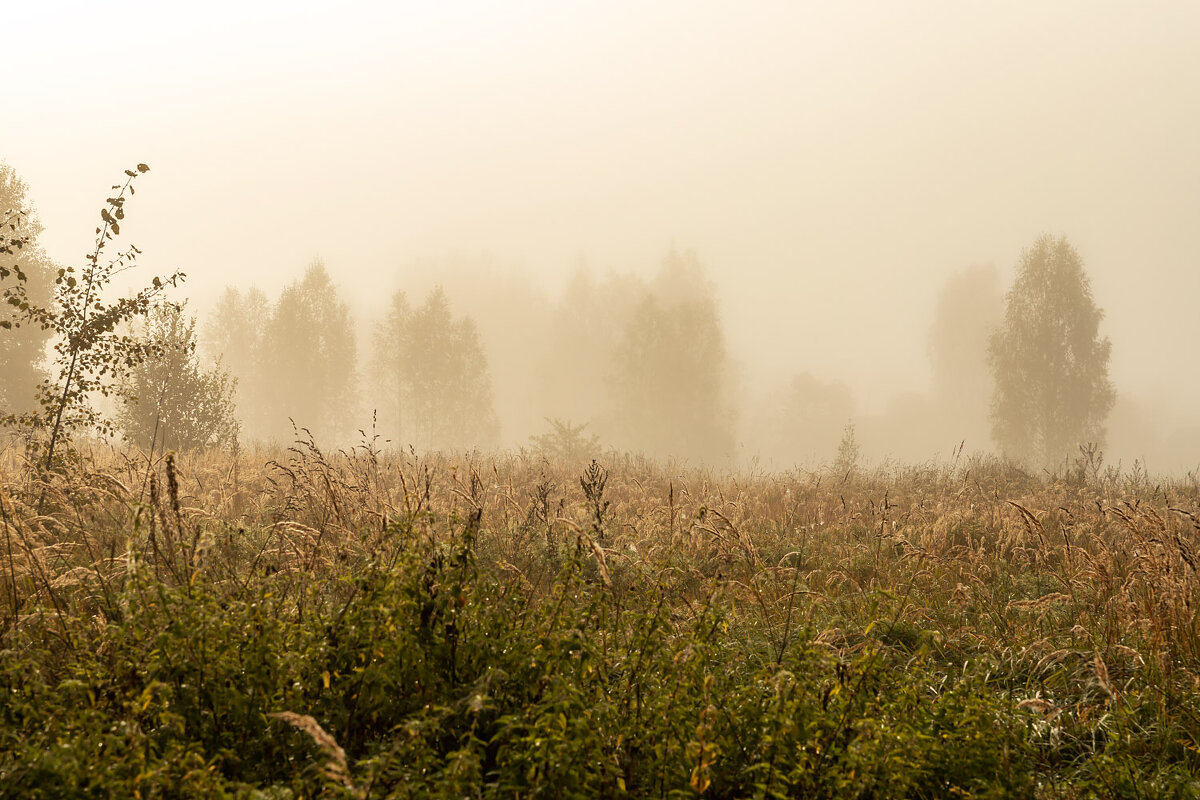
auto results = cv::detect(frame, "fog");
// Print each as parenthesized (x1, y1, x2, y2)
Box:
(5, 2, 1199, 471)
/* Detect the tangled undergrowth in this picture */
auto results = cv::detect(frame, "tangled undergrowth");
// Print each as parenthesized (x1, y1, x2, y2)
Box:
(2, 438, 1200, 798)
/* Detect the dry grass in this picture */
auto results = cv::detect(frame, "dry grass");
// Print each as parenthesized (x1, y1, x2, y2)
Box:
(3, 437, 1200, 794)
(5, 440, 1199, 671)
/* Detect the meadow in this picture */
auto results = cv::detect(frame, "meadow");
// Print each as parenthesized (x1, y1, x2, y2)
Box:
(2, 438, 1199, 798)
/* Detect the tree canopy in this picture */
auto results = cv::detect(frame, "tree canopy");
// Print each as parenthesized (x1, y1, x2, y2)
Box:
(118, 303, 238, 452)
(0, 164, 56, 417)
(610, 250, 735, 463)
(256, 261, 357, 443)
(370, 287, 499, 451)
(988, 235, 1115, 468)
(928, 264, 1003, 447)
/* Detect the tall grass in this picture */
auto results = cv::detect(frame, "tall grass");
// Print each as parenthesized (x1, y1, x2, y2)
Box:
(1, 441, 1199, 797)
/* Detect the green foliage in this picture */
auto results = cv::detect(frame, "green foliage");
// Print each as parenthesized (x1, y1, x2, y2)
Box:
(0, 164, 184, 467)
(0, 165, 57, 417)
(117, 302, 239, 452)
(988, 235, 1115, 469)
(0, 517, 1047, 798)
(4, 448, 1200, 797)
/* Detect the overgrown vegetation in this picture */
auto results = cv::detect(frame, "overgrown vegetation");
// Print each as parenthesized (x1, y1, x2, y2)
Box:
(0, 163, 1187, 796)
(2, 443, 1199, 797)
(0, 166, 56, 417)
(370, 286, 500, 451)
(0, 164, 184, 468)
(988, 235, 1115, 469)
(116, 301, 239, 453)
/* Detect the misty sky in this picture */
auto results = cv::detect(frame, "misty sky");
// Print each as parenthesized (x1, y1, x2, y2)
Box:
(6, 1, 1200, 416)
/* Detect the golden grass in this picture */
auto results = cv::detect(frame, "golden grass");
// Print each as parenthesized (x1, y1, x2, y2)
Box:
(4, 438, 1200, 701)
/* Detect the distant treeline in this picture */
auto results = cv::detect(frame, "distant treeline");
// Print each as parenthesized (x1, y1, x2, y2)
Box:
(6, 161, 1198, 472)
(202, 249, 735, 463)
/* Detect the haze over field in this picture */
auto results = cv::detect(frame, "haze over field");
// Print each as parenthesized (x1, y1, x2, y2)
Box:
(4, 1, 1199, 469)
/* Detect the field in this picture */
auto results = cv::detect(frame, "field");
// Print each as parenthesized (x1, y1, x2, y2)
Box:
(2, 440, 1200, 798)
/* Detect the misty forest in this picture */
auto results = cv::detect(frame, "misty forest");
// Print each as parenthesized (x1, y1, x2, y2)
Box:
(3, 4, 1200, 797)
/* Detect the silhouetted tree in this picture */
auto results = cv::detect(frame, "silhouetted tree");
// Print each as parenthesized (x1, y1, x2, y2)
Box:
(752, 372, 855, 466)
(370, 287, 498, 450)
(203, 286, 268, 383)
(1, 164, 184, 471)
(369, 289, 412, 445)
(833, 422, 861, 475)
(610, 250, 735, 462)
(118, 303, 238, 452)
(393, 255, 551, 446)
(257, 261, 357, 443)
(988, 235, 1115, 467)
(0, 165, 56, 417)
(202, 286, 269, 435)
(928, 264, 1003, 446)
(529, 418, 601, 463)
(537, 263, 645, 432)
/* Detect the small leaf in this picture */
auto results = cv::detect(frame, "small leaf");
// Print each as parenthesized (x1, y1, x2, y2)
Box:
(136, 163, 150, 173)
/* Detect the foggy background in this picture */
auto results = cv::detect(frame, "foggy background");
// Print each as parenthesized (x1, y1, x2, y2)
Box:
(5, 1, 1199, 470)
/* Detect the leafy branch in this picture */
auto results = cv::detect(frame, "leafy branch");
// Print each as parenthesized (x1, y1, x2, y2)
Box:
(1, 164, 185, 471)
(0, 208, 31, 290)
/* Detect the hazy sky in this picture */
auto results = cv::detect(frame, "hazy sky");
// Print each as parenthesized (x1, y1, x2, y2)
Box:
(6, 1, 1200, 413)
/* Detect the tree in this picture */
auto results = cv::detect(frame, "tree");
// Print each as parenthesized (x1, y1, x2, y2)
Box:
(369, 289, 412, 445)
(987, 235, 1115, 468)
(0, 165, 57, 417)
(536, 263, 645, 432)
(369, 287, 498, 450)
(202, 286, 269, 381)
(1, 164, 184, 469)
(117, 303, 238, 452)
(202, 286, 269, 436)
(392, 255, 552, 447)
(257, 261, 357, 443)
(610, 250, 735, 463)
(529, 418, 601, 463)
(833, 422, 861, 475)
(927, 264, 1003, 446)
(750, 372, 854, 466)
